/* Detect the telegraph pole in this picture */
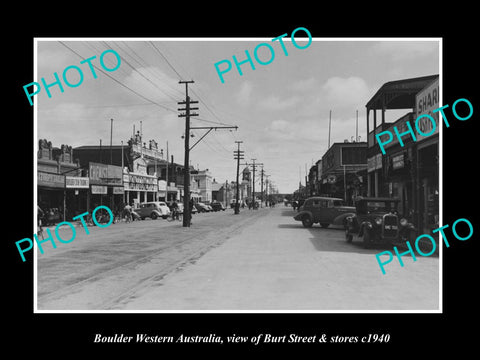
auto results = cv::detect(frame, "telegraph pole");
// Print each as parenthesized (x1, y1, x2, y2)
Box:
(260, 165, 264, 208)
(234, 141, 244, 214)
(243, 159, 263, 210)
(179, 80, 237, 225)
(178, 80, 198, 227)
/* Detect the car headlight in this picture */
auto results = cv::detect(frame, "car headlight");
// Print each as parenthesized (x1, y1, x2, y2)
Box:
(400, 218, 408, 226)
(375, 217, 382, 225)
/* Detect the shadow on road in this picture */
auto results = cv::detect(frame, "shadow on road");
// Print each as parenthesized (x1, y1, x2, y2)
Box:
(279, 220, 395, 255)
(281, 209, 298, 217)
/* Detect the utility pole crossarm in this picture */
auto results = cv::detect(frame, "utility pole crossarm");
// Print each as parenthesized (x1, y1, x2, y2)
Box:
(189, 126, 238, 151)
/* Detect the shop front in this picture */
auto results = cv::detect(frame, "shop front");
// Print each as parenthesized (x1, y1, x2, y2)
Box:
(37, 171, 66, 221)
(384, 148, 415, 219)
(65, 176, 90, 216)
(415, 77, 440, 233)
(124, 171, 158, 207)
(88, 162, 124, 212)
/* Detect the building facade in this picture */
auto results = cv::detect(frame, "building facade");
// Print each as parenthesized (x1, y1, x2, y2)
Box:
(318, 141, 368, 204)
(365, 74, 439, 233)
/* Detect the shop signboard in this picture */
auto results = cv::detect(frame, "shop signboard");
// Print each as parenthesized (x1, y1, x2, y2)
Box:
(113, 186, 124, 194)
(124, 173, 158, 192)
(367, 154, 383, 173)
(392, 154, 405, 170)
(415, 78, 440, 143)
(375, 113, 414, 150)
(38, 171, 65, 188)
(65, 176, 89, 188)
(91, 185, 107, 194)
(89, 162, 123, 186)
(158, 180, 167, 191)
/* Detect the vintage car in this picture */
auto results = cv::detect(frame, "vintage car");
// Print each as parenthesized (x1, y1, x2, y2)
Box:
(345, 197, 415, 248)
(293, 196, 355, 228)
(195, 202, 211, 213)
(211, 201, 226, 211)
(135, 201, 171, 220)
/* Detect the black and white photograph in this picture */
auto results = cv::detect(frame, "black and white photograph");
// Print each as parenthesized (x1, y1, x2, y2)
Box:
(32, 38, 441, 312)
(6, 10, 478, 354)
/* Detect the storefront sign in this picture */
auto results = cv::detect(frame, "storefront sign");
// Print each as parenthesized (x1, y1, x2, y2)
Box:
(392, 154, 405, 170)
(89, 162, 123, 185)
(375, 113, 413, 151)
(367, 154, 383, 173)
(416, 78, 439, 143)
(38, 171, 65, 188)
(158, 180, 167, 191)
(65, 176, 89, 188)
(113, 186, 124, 194)
(124, 173, 158, 192)
(91, 185, 107, 194)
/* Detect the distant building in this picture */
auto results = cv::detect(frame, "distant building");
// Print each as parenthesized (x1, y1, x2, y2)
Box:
(318, 141, 368, 205)
(192, 169, 213, 203)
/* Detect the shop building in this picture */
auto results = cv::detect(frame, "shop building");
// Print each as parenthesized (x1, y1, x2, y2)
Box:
(37, 139, 85, 221)
(318, 141, 368, 204)
(365, 74, 439, 231)
(74, 134, 164, 209)
(191, 169, 213, 203)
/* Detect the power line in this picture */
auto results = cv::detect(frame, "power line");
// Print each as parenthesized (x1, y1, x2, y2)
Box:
(105, 41, 179, 103)
(147, 41, 229, 126)
(149, 41, 184, 80)
(118, 41, 184, 98)
(59, 41, 178, 114)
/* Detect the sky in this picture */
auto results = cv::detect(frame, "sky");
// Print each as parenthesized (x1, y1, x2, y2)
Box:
(35, 37, 440, 193)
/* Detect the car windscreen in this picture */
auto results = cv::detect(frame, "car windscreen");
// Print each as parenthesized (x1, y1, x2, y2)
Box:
(366, 201, 397, 212)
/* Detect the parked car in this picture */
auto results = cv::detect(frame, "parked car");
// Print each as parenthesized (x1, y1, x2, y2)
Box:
(296, 199, 305, 212)
(168, 201, 198, 215)
(345, 197, 415, 248)
(293, 196, 355, 228)
(211, 201, 226, 211)
(195, 202, 210, 213)
(135, 201, 171, 220)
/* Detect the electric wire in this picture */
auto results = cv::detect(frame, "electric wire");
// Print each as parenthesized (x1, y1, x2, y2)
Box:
(118, 41, 184, 99)
(103, 41, 179, 103)
(59, 41, 177, 114)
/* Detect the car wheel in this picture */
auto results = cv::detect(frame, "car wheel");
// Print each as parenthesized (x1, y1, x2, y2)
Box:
(320, 223, 329, 228)
(302, 215, 313, 228)
(345, 228, 353, 243)
(150, 212, 158, 220)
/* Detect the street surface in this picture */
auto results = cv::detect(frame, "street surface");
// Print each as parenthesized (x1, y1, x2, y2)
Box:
(37, 205, 439, 311)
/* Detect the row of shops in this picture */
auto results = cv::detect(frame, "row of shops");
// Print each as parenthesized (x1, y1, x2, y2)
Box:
(37, 133, 203, 222)
(366, 74, 439, 234)
(296, 74, 439, 234)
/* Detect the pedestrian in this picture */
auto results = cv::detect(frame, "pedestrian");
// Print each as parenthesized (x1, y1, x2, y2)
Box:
(37, 205, 45, 238)
(124, 203, 132, 222)
(172, 199, 179, 220)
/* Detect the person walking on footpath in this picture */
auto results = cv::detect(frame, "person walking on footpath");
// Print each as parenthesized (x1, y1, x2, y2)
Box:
(171, 199, 179, 220)
(124, 203, 133, 222)
(37, 205, 45, 239)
